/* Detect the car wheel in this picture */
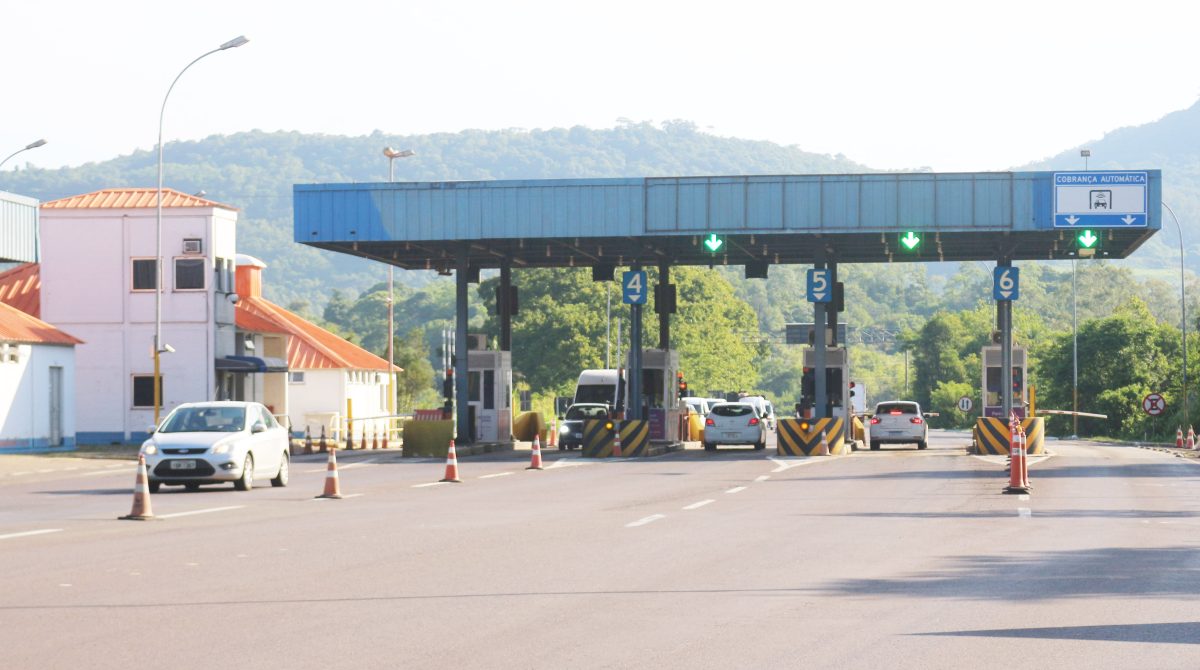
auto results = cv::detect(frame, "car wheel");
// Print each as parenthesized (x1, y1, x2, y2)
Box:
(870, 441, 881, 450)
(754, 440, 765, 450)
(271, 452, 290, 487)
(234, 454, 254, 491)
(703, 442, 716, 451)
(148, 481, 161, 493)
(917, 440, 928, 450)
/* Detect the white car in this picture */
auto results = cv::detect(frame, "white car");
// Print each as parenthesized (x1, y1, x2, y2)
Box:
(141, 401, 291, 492)
(703, 402, 767, 451)
(738, 395, 777, 430)
(868, 401, 929, 450)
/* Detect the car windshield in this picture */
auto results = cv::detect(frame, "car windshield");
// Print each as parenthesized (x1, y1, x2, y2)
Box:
(711, 404, 754, 417)
(566, 405, 609, 420)
(161, 407, 247, 433)
(876, 403, 919, 415)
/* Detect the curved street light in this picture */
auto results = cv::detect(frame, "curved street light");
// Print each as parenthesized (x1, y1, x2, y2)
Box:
(382, 147, 415, 420)
(1162, 201, 1188, 427)
(0, 139, 48, 171)
(154, 36, 249, 426)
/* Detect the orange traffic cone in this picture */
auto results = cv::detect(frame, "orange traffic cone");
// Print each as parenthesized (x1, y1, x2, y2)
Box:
(1005, 417, 1029, 494)
(527, 435, 544, 470)
(1188, 426, 1196, 450)
(548, 419, 557, 448)
(818, 430, 830, 456)
(119, 455, 156, 520)
(612, 423, 623, 458)
(304, 427, 314, 455)
(1177, 426, 1184, 448)
(315, 445, 343, 499)
(382, 423, 390, 450)
(359, 428, 368, 451)
(319, 425, 328, 453)
(345, 429, 353, 451)
(441, 440, 462, 482)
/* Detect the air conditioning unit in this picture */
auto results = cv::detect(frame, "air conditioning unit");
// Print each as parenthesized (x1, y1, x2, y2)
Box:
(182, 238, 203, 254)
(467, 333, 488, 351)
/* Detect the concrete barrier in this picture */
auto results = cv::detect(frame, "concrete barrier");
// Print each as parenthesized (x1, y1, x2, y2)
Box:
(777, 418, 848, 456)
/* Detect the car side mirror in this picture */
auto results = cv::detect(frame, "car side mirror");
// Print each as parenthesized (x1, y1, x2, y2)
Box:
(251, 422, 266, 434)
(148, 425, 157, 435)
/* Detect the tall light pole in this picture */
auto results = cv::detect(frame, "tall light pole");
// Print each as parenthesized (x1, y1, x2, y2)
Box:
(383, 147, 415, 418)
(154, 35, 249, 426)
(0, 139, 47, 171)
(1071, 148, 1090, 437)
(1163, 201, 1188, 427)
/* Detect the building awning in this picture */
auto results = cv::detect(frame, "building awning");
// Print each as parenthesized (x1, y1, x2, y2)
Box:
(216, 356, 289, 373)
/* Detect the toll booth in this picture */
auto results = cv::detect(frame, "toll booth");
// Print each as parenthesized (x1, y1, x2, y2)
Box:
(631, 348, 683, 442)
(467, 349, 513, 442)
(800, 347, 850, 423)
(981, 346, 1027, 418)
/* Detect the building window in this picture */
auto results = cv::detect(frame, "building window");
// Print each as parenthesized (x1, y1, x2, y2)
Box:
(174, 258, 206, 290)
(289, 371, 305, 384)
(132, 258, 157, 291)
(132, 375, 162, 408)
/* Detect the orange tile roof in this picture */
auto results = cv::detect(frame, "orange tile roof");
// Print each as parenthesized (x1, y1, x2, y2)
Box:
(40, 188, 237, 211)
(0, 301, 81, 346)
(236, 296, 399, 372)
(0, 263, 39, 318)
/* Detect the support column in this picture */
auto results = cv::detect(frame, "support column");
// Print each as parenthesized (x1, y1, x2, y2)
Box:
(999, 259, 1014, 418)
(455, 247, 471, 442)
(813, 255, 828, 419)
(658, 262, 670, 350)
(499, 262, 512, 352)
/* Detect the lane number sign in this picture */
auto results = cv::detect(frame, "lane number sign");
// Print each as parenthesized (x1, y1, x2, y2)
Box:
(622, 270, 647, 305)
(993, 267, 1019, 301)
(807, 269, 831, 303)
(1142, 392, 1166, 416)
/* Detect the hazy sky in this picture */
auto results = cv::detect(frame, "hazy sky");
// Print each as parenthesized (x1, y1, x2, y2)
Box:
(4, 0, 1198, 174)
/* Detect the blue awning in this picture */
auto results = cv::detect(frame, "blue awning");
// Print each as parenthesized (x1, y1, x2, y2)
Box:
(216, 356, 289, 373)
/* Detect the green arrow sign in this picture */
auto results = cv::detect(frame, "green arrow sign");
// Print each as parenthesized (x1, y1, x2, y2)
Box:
(900, 231, 921, 251)
(1077, 229, 1098, 249)
(703, 233, 724, 253)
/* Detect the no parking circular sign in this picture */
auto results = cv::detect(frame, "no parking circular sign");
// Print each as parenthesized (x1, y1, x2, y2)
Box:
(1142, 392, 1166, 416)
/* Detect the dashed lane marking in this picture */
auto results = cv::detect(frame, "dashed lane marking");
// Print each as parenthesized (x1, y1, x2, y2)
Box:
(157, 505, 245, 519)
(725, 486, 747, 494)
(767, 457, 838, 473)
(479, 472, 514, 479)
(412, 482, 447, 488)
(0, 528, 64, 541)
(754, 475, 770, 483)
(1018, 507, 1032, 518)
(683, 499, 715, 510)
(626, 514, 666, 528)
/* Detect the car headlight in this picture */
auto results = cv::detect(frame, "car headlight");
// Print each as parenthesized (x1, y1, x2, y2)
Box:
(559, 425, 570, 433)
(141, 444, 158, 455)
(211, 443, 231, 455)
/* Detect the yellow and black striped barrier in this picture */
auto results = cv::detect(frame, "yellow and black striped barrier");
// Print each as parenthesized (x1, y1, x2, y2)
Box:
(777, 417, 847, 456)
(582, 419, 650, 457)
(975, 417, 1046, 455)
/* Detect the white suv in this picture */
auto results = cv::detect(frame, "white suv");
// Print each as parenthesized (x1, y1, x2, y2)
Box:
(703, 403, 767, 451)
(868, 401, 928, 450)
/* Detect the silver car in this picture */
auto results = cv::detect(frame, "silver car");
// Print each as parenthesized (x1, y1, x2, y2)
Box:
(868, 401, 929, 450)
(141, 401, 291, 492)
(703, 402, 767, 451)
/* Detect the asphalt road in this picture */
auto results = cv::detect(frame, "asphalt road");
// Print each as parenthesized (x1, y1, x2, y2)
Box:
(1, 431, 1198, 669)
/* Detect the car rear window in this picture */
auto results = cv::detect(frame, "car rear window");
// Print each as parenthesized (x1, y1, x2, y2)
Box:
(566, 405, 609, 420)
(711, 404, 754, 417)
(876, 403, 918, 415)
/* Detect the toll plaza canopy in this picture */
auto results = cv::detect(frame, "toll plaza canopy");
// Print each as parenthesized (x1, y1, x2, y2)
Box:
(294, 171, 1162, 269)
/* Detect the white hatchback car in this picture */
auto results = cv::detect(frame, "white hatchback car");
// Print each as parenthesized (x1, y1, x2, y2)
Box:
(141, 401, 291, 492)
(868, 401, 929, 450)
(703, 402, 767, 451)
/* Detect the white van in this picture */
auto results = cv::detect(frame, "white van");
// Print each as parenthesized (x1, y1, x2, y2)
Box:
(738, 395, 776, 430)
(574, 370, 626, 414)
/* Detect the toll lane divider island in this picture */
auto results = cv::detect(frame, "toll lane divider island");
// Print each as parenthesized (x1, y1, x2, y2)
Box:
(777, 418, 848, 456)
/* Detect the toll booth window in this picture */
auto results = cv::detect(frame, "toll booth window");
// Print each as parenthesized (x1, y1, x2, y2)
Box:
(483, 370, 495, 410)
(467, 371, 481, 403)
(711, 404, 754, 418)
(642, 369, 664, 408)
(985, 368, 1001, 406)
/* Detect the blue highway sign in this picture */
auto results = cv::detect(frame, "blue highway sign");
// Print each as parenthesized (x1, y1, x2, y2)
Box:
(807, 269, 832, 303)
(1053, 171, 1148, 228)
(994, 266, 1019, 301)
(622, 270, 647, 305)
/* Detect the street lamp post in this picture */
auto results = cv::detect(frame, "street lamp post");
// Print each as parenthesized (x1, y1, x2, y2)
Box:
(0, 139, 47, 171)
(1071, 148, 1090, 437)
(383, 147, 415, 419)
(1163, 202, 1188, 427)
(154, 35, 249, 427)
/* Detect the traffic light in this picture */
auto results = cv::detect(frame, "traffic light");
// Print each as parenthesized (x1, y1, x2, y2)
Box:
(676, 371, 688, 396)
(801, 367, 815, 404)
(442, 369, 454, 400)
(898, 231, 922, 253)
(1012, 367, 1024, 399)
(703, 233, 724, 253)
(1075, 229, 1100, 256)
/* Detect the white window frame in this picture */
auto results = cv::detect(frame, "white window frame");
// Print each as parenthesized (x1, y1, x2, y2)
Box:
(173, 256, 207, 291)
(131, 257, 158, 292)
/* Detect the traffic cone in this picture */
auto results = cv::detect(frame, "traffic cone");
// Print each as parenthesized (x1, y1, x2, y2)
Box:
(1005, 419, 1029, 494)
(1176, 426, 1184, 448)
(818, 430, 830, 456)
(1188, 426, 1196, 450)
(548, 419, 557, 448)
(319, 425, 328, 453)
(119, 455, 156, 520)
(440, 440, 462, 482)
(360, 428, 367, 451)
(345, 429, 353, 451)
(527, 435, 545, 470)
(612, 424, 623, 458)
(315, 445, 343, 499)
(382, 422, 390, 450)
(304, 427, 314, 455)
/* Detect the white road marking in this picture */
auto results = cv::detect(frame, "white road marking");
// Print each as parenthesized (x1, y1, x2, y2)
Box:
(1019, 494, 1030, 501)
(725, 486, 747, 494)
(80, 468, 134, 477)
(1018, 507, 1032, 518)
(157, 505, 245, 519)
(0, 528, 64, 541)
(754, 475, 770, 483)
(339, 459, 377, 470)
(548, 459, 593, 469)
(37, 469, 53, 473)
(626, 514, 666, 528)
(59, 584, 72, 587)
(11, 471, 31, 476)
(412, 482, 447, 488)
(479, 472, 513, 479)
(683, 499, 715, 510)
(106, 463, 125, 468)
(767, 457, 834, 473)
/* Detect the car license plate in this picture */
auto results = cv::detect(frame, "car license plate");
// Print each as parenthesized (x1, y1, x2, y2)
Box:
(170, 460, 197, 470)
(724, 432, 740, 438)
(887, 430, 903, 436)
(573, 433, 583, 439)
